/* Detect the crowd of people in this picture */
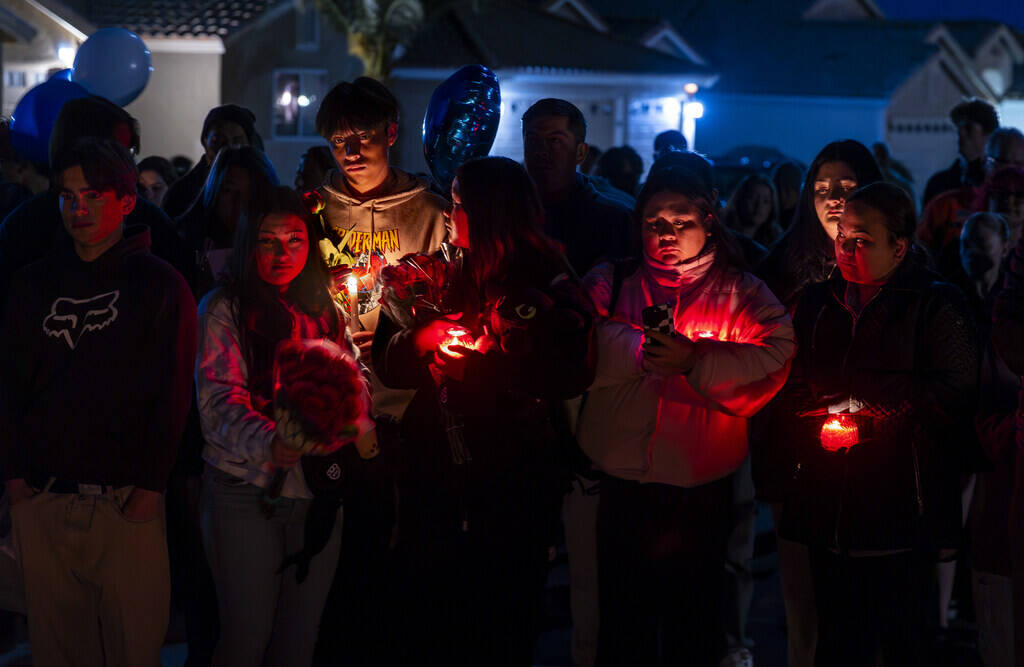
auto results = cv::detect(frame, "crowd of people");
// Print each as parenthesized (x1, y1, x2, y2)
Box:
(0, 75, 1022, 667)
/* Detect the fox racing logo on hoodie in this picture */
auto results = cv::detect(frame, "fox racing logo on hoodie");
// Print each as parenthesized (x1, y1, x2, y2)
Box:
(43, 291, 120, 350)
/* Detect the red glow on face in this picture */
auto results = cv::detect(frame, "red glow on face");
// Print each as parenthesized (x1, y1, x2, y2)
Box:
(820, 414, 859, 452)
(439, 327, 474, 358)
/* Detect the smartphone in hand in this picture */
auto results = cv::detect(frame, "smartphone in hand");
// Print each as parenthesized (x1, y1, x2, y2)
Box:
(641, 303, 673, 345)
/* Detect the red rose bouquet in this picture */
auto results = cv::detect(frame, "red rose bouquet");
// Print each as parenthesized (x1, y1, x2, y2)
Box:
(379, 248, 461, 329)
(273, 339, 367, 455)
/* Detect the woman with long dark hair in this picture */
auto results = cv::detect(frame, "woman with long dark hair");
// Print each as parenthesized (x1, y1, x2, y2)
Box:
(576, 166, 794, 665)
(176, 146, 280, 296)
(753, 140, 884, 667)
(778, 182, 977, 666)
(196, 186, 370, 666)
(372, 156, 595, 665)
(758, 140, 884, 308)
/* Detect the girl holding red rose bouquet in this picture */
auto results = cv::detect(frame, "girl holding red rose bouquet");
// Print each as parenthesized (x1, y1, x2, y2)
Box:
(195, 186, 372, 666)
(372, 156, 596, 666)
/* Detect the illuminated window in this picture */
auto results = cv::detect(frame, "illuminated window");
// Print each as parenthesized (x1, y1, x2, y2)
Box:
(272, 69, 327, 138)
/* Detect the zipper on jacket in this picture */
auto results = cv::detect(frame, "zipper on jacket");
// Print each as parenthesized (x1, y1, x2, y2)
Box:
(910, 440, 924, 517)
(828, 287, 880, 554)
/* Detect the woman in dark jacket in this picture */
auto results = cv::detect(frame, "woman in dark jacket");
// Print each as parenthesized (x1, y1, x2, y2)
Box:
(991, 226, 1024, 667)
(372, 156, 595, 666)
(778, 182, 978, 666)
(753, 140, 885, 667)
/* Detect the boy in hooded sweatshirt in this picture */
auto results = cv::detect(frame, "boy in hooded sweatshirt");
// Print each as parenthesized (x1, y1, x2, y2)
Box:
(309, 76, 447, 664)
(311, 77, 448, 416)
(0, 138, 196, 666)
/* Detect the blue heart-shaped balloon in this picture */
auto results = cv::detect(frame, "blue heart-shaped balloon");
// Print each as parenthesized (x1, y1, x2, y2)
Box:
(422, 65, 501, 194)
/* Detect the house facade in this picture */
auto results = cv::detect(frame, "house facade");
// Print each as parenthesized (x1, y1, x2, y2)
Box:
(588, 0, 1024, 194)
(1, 0, 715, 180)
(3, 0, 1024, 198)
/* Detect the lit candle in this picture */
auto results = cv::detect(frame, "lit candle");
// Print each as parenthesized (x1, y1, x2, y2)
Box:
(346, 275, 361, 331)
(695, 330, 715, 339)
(820, 414, 859, 452)
(439, 327, 471, 358)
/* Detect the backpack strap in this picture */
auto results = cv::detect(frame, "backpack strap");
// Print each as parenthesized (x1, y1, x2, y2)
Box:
(607, 258, 640, 316)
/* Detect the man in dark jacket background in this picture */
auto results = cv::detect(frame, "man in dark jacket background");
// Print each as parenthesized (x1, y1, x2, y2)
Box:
(0, 137, 196, 666)
(160, 104, 261, 220)
(522, 98, 633, 275)
(921, 98, 998, 209)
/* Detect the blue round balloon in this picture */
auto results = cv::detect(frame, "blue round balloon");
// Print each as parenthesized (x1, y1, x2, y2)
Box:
(422, 65, 501, 193)
(9, 78, 91, 165)
(72, 28, 152, 106)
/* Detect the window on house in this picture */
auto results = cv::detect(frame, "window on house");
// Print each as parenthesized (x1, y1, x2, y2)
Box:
(5, 71, 27, 87)
(272, 70, 327, 138)
(297, 6, 319, 50)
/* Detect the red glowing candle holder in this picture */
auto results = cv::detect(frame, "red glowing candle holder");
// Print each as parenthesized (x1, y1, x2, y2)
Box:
(820, 414, 859, 452)
(438, 327, 474, 358)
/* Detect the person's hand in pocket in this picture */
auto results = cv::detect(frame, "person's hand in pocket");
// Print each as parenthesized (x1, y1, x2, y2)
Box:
(121, 488, 162, 521)
(6, 479, 35, 507)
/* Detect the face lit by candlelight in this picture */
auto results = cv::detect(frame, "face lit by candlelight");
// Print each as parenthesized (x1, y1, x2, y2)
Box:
(834, 201, 907, 286)
(813, 161, 858, 240)
(256, 212, 309, 290)
(641, 190, 710, 267)
(444, 178, 470, 249)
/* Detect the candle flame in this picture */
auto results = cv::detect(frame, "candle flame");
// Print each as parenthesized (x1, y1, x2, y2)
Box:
(696, 330, 715, 339)
(346, 275, 359, 296)
(439, 327, 473, 359)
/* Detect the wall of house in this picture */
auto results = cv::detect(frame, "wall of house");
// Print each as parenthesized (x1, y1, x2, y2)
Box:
(389, 77, 444, 177)
(125, 50, 220, 161)
(973, 32, 1016, 98)
(1000, 99, 1024, 135)
(886, 56, 984, 198)
(1, 0, 81, 118)
(390, 76, 628, 179)
(391, 73, 689, 180)
(222, 5, 363, 183)
(698, 91, 887, 167)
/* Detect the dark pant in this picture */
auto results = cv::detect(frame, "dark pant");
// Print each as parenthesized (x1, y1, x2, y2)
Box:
(596, 476, 732, 667)
(809, 548, 930, 667)
(1012, 452, 1024, 667)
(166, 472, 218, 667)
(387, 531, 549, 667)
(315, 419, 398, 667)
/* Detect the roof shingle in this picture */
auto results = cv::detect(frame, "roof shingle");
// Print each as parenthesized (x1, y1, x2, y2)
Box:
(398, 1, 712, 76)
(78, 0, 283, 38)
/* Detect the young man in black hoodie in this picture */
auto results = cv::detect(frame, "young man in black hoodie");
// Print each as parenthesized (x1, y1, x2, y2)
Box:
(0, 138, 197, 666)
(0, 96, 192, 316)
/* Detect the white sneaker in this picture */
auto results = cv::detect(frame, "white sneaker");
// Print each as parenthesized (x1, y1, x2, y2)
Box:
(717, 647, 754, 667)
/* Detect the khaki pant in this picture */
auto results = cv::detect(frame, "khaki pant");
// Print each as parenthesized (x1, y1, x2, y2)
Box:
(11, 486, 170, 667)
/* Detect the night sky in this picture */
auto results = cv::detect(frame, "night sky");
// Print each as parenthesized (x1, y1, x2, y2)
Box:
(880, 0, 1024, 28)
